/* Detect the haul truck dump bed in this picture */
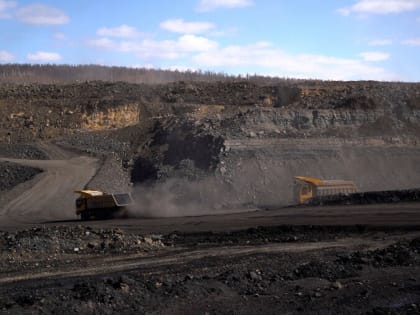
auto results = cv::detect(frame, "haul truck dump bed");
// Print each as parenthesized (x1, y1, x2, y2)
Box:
(294, 176, 358, 204)
(75, 190, 133, 220)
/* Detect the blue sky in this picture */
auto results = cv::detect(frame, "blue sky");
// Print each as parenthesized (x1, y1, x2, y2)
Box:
(1, 0, 420, 81)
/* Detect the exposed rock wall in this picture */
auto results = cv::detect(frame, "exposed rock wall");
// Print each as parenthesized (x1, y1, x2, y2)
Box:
(1, 81, 419, 143)
(221, 107, 420, 141)
(80, 104, 139, 130)
(0, 82, 144, 142)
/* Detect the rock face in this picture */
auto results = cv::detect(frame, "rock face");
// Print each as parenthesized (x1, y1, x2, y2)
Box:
(1, 80, 419, 142)
(0, 82, 143, 142)
(80, 103, 139, 130)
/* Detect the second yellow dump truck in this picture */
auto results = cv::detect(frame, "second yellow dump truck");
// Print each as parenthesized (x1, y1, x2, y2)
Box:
(75, 190, 133, 220)
(294, 176, 358, 204)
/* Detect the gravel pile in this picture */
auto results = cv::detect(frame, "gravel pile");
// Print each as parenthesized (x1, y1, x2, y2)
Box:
(57, 131, 130, 159)
(337, 237, 420, 268)
(290, 260, 359, 281)
(276, 236, 420, 283)
(0, 144, 48, 159)
(0, 161, 42, 191)
(0, 225, 164, 255)
(57, 131, 133, 192)
(87, 154, 132, 193)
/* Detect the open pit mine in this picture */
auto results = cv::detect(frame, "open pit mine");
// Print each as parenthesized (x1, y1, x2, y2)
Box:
(1, 77, 420, 314)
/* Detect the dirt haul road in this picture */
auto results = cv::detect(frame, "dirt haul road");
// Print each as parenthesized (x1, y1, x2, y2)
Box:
(1, 155, 420, 232)
(1, 143, 420, 232)
(0, 155, 98, 226)
(0, 238, 362, 284)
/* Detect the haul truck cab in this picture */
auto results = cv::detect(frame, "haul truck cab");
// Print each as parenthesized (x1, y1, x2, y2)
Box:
(294, 176, 358, 204)
(75, 190, 133, 220)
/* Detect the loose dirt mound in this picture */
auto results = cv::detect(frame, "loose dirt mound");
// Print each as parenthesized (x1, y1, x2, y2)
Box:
(0, 144, 48, 160)
(337, 237, 420, 268)
(0, 225, 163, 255)
(0, 161, 42, 192)
(0, 225, 164, 276)
(290, 237, 420, 282)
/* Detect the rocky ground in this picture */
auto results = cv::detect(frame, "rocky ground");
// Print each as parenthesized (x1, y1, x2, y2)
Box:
(0, 144, 47, 190)
(0, 144, 48, 160)
(0, 225, 420, 314)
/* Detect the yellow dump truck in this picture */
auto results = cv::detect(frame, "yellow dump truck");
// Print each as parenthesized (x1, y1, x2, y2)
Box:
(294, 176, 358, 204)
(75, 190, 133, 220)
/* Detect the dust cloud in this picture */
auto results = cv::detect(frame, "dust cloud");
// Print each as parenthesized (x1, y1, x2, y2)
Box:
(127, 177, 254, 218)
(128, 145, 420, 217)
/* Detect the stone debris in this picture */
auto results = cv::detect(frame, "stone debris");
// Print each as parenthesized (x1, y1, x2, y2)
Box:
(0, 225, 164, 256)
(0, 161, 42, 192)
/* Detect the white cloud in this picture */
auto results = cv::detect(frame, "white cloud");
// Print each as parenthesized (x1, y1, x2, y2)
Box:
(87, 34, 218, 59)
(0, 50, 15, 62)
(16, 4, 69, 25)
(87, 38, 116, 50)
(160, 19, 215, 34)
(338, 0, 420, 16)
(0, 0, 16, 18)
(359, 51, 390, 61)
(97, 25, 142, 38)
(197, 0, 253, 12)
(368, 39, 393, 46)
(402, 37, 420, 45)
(53, 32, 66, 40)
(0, 0, 15, 10)
(177, 34, 218, 51)
(26, 51, 62, 62)
(209, 27, 238, 37)
(417, 15, 420, 21)
(192, 42, 396, 80)
(160, 19, 237, 37)
(86, 34, 397, 80)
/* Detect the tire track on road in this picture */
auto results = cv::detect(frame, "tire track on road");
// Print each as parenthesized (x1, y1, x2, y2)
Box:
(0, 240, 352, 284)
